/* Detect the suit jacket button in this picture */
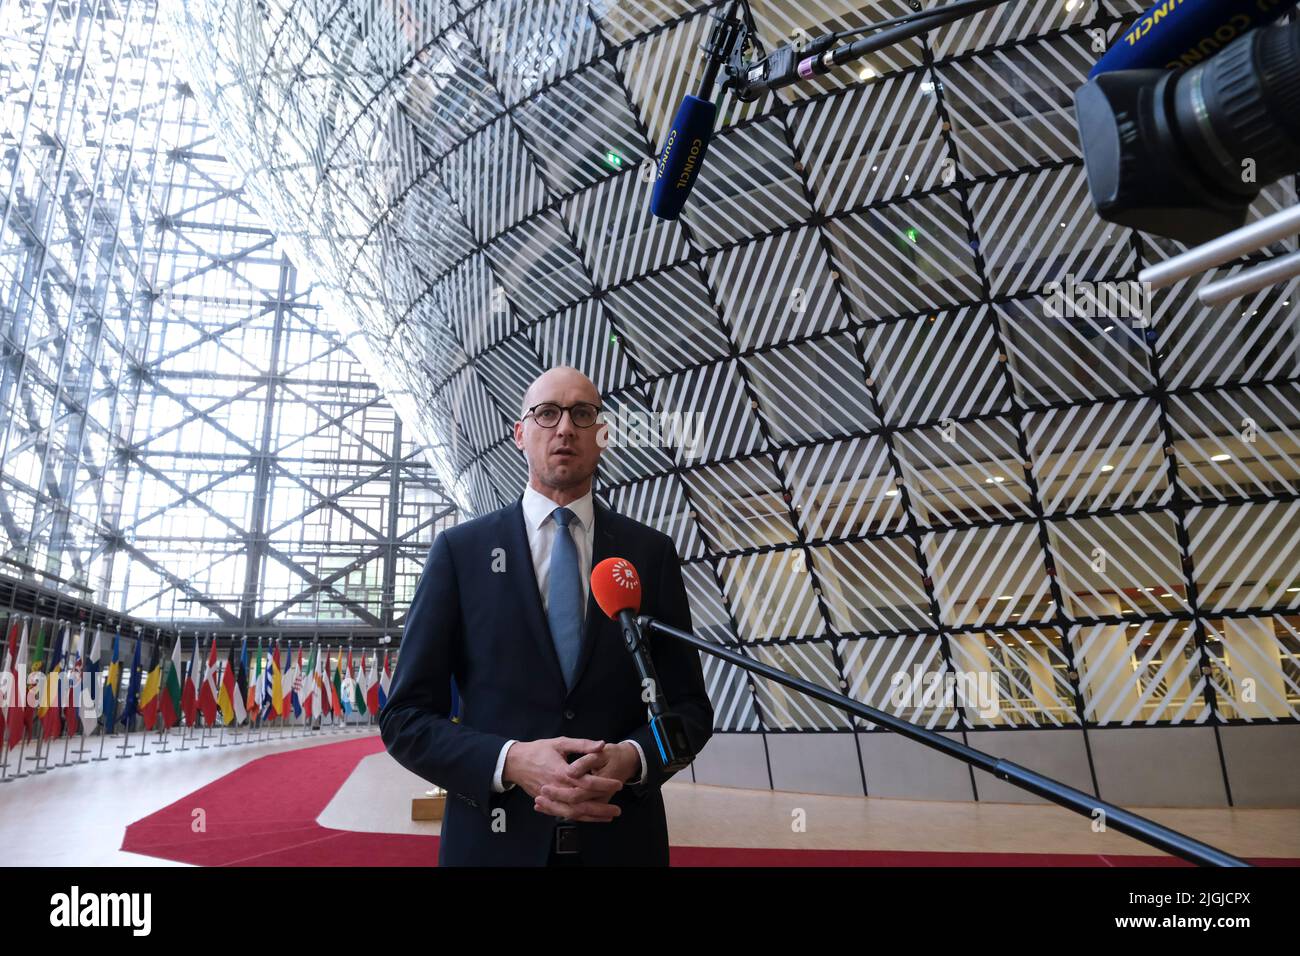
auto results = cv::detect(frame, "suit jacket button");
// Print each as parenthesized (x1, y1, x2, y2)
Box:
(564, 709, 575, 720)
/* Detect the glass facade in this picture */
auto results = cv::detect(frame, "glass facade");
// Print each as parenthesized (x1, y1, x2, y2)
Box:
(0, 0, 458, 635)
(160, 0, 1300, 738)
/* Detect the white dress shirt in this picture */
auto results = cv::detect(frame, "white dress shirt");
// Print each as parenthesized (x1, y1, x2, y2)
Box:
(491, 484, 647, 793)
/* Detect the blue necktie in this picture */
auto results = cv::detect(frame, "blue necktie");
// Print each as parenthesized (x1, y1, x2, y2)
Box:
(547, 506, 583, 690)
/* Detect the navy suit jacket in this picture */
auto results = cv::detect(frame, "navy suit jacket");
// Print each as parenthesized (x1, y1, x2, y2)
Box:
(379, 495, 714, 866)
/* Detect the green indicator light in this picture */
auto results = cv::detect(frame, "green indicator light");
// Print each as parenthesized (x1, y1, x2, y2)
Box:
(604, 149, 623, 169)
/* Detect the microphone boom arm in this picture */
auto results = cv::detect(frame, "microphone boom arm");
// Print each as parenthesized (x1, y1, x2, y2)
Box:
(724, 0, 1018, 102)
(637, 614, 1248, 868)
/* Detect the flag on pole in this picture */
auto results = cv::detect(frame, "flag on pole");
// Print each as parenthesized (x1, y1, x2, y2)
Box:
(138, 640, 164, 730)
(319, 647, 334, 720)
(81, 627, 103, 737)
(379, 651, 392, 712)
(198, 639, 219, 726)
(235, 638, 251, 725)
(259, 643, 271, 717)
(246, 638, 262, 724)
(121, 638, 143, 731)
(102, 631, 121, 733)
(218, 644, 246, 726)
(0, 618, 17, 743)
(301, 644, 318, 720)
(353, 651, 368, 717)
(282, 642, 298, 719)
(4, 619, 27, 749)
(64, 625, 84, 735)
(182, 636, 201, 726)
(234, 641, 249, 725)
(268, 641, 283, 717)
(41, 622, 67, 740)
(331, 647, 344, 718)
(365, 653, 380, 715)
(29, 622, 47, 740)
(160, 639, 182, 729)
(339, 649, 353, 716)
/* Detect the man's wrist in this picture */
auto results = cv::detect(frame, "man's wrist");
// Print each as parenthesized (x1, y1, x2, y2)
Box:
(621, 741, 642, 783)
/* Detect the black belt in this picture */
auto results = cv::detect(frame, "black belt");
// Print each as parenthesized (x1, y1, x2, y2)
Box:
(553, 823, 580, 855)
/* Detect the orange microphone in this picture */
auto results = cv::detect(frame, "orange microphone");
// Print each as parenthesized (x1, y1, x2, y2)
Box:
(590, 557, 693, 774)
(591, 557, 642, 619)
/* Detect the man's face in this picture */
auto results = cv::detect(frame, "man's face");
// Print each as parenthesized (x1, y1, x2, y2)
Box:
(514, 375, 606, 493)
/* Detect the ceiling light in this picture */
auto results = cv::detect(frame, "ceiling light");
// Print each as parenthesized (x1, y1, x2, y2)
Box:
(1210, 453, 1231, 462)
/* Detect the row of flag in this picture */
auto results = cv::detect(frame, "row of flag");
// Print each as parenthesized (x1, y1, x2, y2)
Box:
(0, 617, 393, 750)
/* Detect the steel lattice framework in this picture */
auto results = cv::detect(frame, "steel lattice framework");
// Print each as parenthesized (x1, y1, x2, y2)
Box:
(166, 0, 1300, 743)
(0, 0, 458, 638)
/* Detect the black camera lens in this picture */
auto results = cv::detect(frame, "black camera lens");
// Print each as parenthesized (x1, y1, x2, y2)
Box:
(1174, 16, 1300, 198)
(1076, 18, 1300, 244)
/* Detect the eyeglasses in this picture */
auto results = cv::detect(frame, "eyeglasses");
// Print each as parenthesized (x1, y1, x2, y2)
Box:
(524, 401, 602, 429)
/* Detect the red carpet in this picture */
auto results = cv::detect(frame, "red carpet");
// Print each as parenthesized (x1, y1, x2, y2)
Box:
(120, 736, 1299, 867)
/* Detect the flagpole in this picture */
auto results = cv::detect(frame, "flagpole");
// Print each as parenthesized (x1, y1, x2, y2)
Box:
(0, 612, 18, 782)
(95, 722, 109, 761)
(256, 636, 267, 744)
(10, 616, 35, 776)
(278, 638, 288, 741)
(53, 620, 74, 768)
(137, 628, 157, 758)
(116, 713, 134, 759)
(136, 708, 153, 757)
(338, 647, 348, 738)
(6, 651, 34, 777)
(30, 616, 53, 774)
(117, 624, 146, 760)
(156, 635, 175, 755)
(72, 622, 94, 764)
(198, 635, 213, 750)
(291, 640, 301, 739)
(368, 649, 376, 732)
(58, 621, 75, 766)
(215, 649, 229, 748)
(94, 625, 115, 762)
(174, 632, 190, 752)
(232, 633, 247, 746)
(5, 725, 31, 782)
(157, 694, 173, 755)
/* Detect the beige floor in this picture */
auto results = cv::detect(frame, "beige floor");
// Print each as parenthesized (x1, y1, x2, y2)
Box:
(2, 729, 1297, 864)
(344, 745, 1300, 860)
(0, 725, 375, 866)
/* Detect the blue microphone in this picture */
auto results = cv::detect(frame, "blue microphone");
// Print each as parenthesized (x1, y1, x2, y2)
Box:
(649, 95, 717, 221)
(1090, 0, 1297, 77)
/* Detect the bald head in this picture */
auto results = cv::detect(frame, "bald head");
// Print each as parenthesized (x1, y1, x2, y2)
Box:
(519, 365, 600, 418)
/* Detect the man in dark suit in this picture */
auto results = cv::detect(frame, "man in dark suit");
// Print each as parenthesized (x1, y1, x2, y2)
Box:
(380, 365, 713, 866)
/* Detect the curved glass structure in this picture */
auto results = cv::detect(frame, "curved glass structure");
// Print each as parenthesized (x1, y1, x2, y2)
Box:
(0, 0, 457, 636)
(167, 0, 1299, 794)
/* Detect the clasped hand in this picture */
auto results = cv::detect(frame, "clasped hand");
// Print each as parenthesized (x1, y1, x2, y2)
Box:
(503, 737, 638, 823)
